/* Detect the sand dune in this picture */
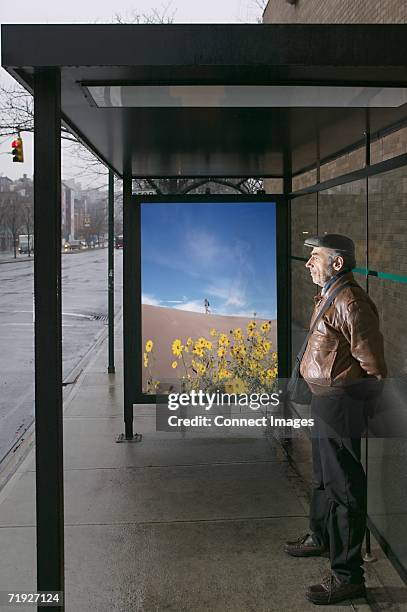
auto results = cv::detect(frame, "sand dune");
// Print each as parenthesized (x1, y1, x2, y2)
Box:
(141, 304, 277, 389)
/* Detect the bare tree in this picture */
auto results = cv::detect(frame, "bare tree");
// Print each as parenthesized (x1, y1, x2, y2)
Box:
(1, 4, 265, 196)
(0, 6, 175, 149)
(89, 201, 108, 247)
(252, 0, 268, 22)
(20, 198, 34, 256)
(1, 193, 23, 258)
(0, 84, 77, 142)
(113, 3, 175, 24)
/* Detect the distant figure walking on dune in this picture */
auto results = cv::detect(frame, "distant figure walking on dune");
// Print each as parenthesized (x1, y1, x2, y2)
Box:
(204, 298, 210, 314)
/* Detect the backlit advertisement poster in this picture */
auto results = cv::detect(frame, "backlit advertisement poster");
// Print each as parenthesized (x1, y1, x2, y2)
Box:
(140, 201, 277, 396)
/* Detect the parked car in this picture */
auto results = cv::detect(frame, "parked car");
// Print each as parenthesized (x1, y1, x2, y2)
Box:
(18, 234, 34, 254)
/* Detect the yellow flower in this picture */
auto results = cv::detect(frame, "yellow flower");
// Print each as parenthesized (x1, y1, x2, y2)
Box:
(184, 346, 189, 353)
(263, 341, 271, 353)
(186, 337, 193, 346)
(217, 347, 226, 358)
(172, 339, 183, 357)
(143, 353, 149, 368)
(218, 368, 232, 380)
(232, 328, 243, 340)
(192, 347, 204, 358)
(261, 321, 271, 333)
(219, 333, 230, 347)
(254, 348, 264, 360)
(145, 340, 153, 353)
(210, 328, 218, 337)
(247, 321, 256, 333)
(205, 340, 213, 350)
(171, 361, 178, 369)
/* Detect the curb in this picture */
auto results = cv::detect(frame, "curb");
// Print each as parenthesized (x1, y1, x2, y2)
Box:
(0, 308, 122, 493)
(0, 257, 34, 265)
(0, 246, 108, 265)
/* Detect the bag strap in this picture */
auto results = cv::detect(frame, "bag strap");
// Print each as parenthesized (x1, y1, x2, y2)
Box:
(295, 281, 357, 363)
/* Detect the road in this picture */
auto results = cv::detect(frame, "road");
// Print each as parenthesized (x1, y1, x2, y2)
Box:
(0, 248, 123, 463)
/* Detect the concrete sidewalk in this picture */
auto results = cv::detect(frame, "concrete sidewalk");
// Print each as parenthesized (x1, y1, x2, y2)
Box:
(0, 246, 107, 264)
(0, 324, 404, 611)
(0, 252, 34, 264)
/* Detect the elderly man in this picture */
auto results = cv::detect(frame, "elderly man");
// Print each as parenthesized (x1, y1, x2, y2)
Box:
(285, 234, 387, 605)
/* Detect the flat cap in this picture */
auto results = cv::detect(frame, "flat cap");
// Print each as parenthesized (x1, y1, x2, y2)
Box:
(304, 233, 355, 255)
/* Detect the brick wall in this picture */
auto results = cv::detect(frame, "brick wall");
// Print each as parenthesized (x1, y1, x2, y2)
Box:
(263, 0, 407, 24)
(262, 0, 407, 376)
(290, 171, 407, 376)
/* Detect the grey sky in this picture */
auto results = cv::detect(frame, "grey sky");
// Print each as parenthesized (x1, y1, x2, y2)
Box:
(0, 0, 264, 183)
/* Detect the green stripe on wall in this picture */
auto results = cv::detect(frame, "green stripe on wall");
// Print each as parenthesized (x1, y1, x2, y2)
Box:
(291, 257, 407, 284)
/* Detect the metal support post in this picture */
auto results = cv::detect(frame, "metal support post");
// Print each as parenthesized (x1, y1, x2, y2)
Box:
(108, 170, 115, 374)
(279, 148, 293, 438)
(118, 172, 142, 443)
(34, 68, 64, 609)
(363, 113, 376, 563)
(280, 148, 292, 384)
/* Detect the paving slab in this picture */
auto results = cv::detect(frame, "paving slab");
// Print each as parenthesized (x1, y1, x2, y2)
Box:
(1, 320, 404, 611)
(60, 417, 286, 469)
(0, 518, 372, 612)
(0, 460, 308, 527)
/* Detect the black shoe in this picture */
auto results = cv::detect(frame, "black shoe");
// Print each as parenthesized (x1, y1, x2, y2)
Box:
(284, 533, 325, 557)
(306, 572, 366, 605)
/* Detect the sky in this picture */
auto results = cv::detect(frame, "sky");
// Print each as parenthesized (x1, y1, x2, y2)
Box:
(141, 201, 277, 318)
(0, 0, 265, 182)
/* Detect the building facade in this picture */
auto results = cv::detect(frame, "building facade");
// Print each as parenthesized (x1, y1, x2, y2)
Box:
(264, 0, 407, 25)
(263, 0, 407, 582)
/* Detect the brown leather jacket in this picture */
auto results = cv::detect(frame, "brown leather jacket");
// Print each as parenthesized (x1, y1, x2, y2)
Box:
(300, 271, 387, 395)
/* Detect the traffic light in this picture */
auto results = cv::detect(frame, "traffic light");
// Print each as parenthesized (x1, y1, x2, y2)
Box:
(12, 137, 24, 163)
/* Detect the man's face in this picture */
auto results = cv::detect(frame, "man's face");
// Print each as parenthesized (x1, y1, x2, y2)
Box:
(305, 247, 340, 287)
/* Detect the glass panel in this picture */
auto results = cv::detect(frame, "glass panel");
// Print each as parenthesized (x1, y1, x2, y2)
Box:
(264, 178, 283, 194)
(141, 201, 277, 394)
(368, 164, 407, 277)
(290, 160, 407, 579)
(370, 125, 407, 164)
(291, 258, 318, 367)
(367, 436, 407, 575)
(292, 170, 317, 192)
(291, 194, 317, 258)
(290, 194, 318, 368)
(368, 276, 407, 377)
(367, 165, 407, 578)
(320, 146, 365, 182)
(318, 179, 367, 290)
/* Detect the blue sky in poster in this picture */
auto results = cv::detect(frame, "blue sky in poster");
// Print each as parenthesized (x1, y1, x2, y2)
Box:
(141, 202, 277, 319)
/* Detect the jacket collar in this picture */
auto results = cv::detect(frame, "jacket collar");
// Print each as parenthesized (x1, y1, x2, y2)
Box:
(321, 269, 350, 295)
(313, 270, 356, 304)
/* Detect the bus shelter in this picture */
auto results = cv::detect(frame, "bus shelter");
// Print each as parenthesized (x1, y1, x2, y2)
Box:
(2, 23, 407, 606)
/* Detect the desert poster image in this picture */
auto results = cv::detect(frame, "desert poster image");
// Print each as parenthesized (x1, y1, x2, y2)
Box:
(140, 201, 277, 395)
